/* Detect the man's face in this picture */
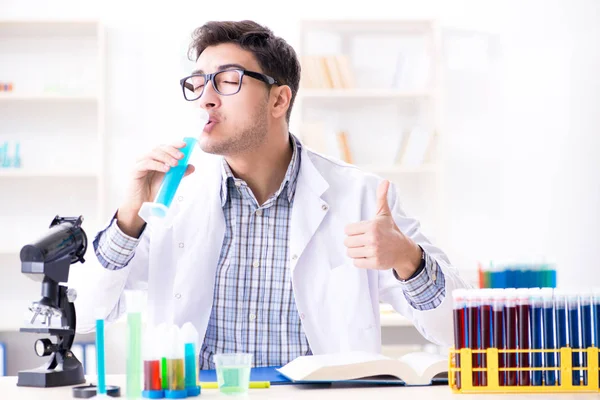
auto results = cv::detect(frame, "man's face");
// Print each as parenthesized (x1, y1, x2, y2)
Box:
(193, 43, 271, 156)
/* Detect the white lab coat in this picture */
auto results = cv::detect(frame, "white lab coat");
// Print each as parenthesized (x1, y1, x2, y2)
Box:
(80, 143, 469, 353)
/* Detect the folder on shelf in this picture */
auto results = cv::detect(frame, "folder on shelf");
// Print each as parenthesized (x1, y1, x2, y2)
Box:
(0, 342, 5, 376)
(336, 131, 353, 164)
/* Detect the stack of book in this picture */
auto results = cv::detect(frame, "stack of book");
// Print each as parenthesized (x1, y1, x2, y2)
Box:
(300, 55, 355, 89)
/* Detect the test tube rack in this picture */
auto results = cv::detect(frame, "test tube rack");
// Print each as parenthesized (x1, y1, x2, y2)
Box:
(449, 347, 600, 393)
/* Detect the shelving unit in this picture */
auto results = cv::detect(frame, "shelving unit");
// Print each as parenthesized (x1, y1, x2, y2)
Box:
(0, 20, 105, 332)
(293, 18, 447, 247)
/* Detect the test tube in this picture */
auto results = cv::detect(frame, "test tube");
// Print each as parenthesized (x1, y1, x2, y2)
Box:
(567, 291, 582, 386)
(142, 326, 164, 399)
(504, 288, 518, 386)
(138, 108, 209, 226)
(593, 289, 600, 384)
(492, 289, 506, 386)
(480, 289, 493, 386)
(127, 291, 144, 399)
(516, 288, 531, 386)
(95, 310, 107, 396)
(154, 323, 169, 391)
(530, 288, 543, 386)
(465, 290, 482, 386)
(180, 322, 201, 397)
(541, 288, 557, 386)
(164, 324, 187, 399)
(452, 289, 468, 389)
(554, 289, 569, 385)
(579, 290, 593, 386)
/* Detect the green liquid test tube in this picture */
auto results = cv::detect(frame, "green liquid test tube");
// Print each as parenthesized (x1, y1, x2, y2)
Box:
(161, 357, 168, 390)
(127, 311, 143, 398)
(164, 324, 188, 399)
(168, 359, 186, 391)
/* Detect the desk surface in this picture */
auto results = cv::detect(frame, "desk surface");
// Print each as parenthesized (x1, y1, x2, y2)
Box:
(0, 375, 597, 399)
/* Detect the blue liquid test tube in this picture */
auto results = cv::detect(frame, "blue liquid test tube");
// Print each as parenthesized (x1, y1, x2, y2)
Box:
(580, 291, 593, 386)
(555, 289, 569, 385)
(530, 288, 543, 386)
(594, 289, 600, 384)
(96, 316, 106, 396)
(541, 288, 557, 386)
(180, 322, 200, 397)
(139, 109, 209, 225)
(567, 292, 582, 386)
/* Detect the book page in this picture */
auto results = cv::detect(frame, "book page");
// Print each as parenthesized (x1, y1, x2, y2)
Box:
(398, 352, 448, 380)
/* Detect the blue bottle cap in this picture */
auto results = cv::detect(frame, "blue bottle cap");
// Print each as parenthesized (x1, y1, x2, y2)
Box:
(186, 386, 201, 397)
(142, 389, 166, 399)
(164, 389, 188, 399)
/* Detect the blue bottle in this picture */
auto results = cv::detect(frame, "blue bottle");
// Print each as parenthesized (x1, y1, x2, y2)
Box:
(139, 109, 209, 225)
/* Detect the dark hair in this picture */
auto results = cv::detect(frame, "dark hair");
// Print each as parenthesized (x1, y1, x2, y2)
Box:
(188, 20, 300, 123)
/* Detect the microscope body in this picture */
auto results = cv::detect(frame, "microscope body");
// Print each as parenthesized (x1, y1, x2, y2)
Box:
(16, 216, 87, 388)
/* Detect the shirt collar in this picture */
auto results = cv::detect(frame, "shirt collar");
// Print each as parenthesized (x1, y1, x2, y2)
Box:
(220, 134, 302, 207)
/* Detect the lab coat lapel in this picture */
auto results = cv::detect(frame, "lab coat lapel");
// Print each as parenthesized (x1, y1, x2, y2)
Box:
(289, 147, 329, 273)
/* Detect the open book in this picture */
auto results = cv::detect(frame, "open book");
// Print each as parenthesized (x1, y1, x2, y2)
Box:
(277, 351, 448, 386)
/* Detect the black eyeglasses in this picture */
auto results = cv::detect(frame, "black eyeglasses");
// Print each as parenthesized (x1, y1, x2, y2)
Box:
(179, 69, 279, 101)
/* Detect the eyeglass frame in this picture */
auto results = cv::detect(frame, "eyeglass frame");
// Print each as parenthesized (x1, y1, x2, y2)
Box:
(179, 69, 280, 101)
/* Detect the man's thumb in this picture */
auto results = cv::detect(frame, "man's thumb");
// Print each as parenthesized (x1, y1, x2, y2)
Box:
(375, 180, 392, 216)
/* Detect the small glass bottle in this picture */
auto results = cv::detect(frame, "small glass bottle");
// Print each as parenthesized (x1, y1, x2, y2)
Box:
(164, 324, 186, 399)
(180, 322, 200, 397)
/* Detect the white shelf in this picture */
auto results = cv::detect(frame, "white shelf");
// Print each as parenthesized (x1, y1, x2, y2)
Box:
(0, 93, 98, 102)
(0, 20, 100, 37)
(357, 163, 439, 174)
(0, 169, 99, 178)
(299, 89, 431, 100)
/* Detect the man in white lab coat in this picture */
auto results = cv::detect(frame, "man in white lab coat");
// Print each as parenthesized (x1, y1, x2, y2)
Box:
(89, 20, 469, 369)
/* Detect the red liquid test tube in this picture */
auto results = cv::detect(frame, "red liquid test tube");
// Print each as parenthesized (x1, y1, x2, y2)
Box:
(517, 289, 531, 386)
(467, 291, 482, 386)
(505, 289, 518, 386)
(144, 360, 162, 391)
(452, 289, 468, 389)
(480, 289, 493, 386)
(492, 289, 507, 386)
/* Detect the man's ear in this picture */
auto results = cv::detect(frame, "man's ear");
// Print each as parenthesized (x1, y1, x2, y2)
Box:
(271, 85, 292, 119)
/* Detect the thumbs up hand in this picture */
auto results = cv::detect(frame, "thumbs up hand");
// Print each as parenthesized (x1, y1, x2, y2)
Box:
(343, 180, 423, 279)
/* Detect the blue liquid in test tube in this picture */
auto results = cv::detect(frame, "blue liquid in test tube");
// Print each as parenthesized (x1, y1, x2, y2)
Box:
(530, 289, 543, 386)
(567, 293, 581, 386)
(555, 290, 569, 385)
(138, 110, 209, 225)
(541, 288, 557, 386)
(96, 318, 106, 395)
(580, 292, 593, 386)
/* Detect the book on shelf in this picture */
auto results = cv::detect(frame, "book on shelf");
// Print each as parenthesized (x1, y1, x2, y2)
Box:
(277, 351, 448, 386)
(300, 55, 355, 89)
(336, 131, 353, 163)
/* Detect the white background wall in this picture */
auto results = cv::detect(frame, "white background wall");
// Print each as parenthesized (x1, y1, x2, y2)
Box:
(1, 0, 599, 372)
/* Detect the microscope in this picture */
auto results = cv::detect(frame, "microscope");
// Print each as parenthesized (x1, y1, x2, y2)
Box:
(16, 215, 87, 388)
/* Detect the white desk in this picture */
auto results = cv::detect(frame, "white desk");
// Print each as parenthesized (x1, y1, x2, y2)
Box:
(0, 375, 598, 399)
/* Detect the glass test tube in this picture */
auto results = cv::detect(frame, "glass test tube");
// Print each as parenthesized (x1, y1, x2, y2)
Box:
(180, 322, 201, 397)
(567, 292, 582, 386)
(164, 324, 187, 398)
(555, 289, 569, 385)
(452, 289, 468, 389)
(127, 309, 143, 398)
(530, 288, 544, 386)
(594, 289, 600, 384)
(480, 289, 493, 386)
(466, 290, 482, 386)
(516, 288, 531, 386)
(541, 288, 557, 386)
(504, 289, 518, 386)
(492, 289, 507, 386)
(142, 326, 164, 398)
(580, 291, 593, 386)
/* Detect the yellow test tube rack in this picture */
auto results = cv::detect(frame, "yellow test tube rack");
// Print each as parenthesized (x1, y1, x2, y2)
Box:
(449, 347, 600, 393)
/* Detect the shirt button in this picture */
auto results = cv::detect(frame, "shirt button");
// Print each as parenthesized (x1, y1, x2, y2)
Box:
(249, 313, 256, 321)
(321, 204, 328, 211)
(178, 242, 184, 248)
(300, 313, 305, 320)
(291, 254, 298, 261)
(252, 260, 260, 268)
(175, 293, 181, 299)
(177, 196, 184, 201)
(256, 209, 263, 217)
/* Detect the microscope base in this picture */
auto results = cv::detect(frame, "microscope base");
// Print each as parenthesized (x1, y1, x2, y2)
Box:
(17, 367, 86, 388)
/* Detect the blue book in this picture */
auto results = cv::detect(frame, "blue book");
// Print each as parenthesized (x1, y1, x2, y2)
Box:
(0, 342, 6, 376)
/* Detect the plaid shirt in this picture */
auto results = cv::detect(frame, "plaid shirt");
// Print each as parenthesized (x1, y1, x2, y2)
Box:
(93, 134, 445, 368)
